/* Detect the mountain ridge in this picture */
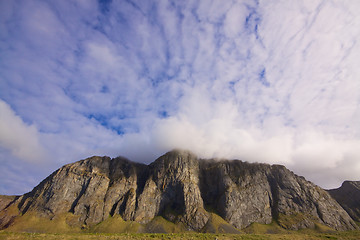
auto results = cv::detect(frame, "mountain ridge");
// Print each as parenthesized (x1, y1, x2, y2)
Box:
(0, 149, 358, 232)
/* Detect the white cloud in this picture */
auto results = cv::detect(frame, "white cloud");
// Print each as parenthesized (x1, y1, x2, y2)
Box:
(224, 3, 247, 38)
(0, 100, 46, 162)
(87, 42, 118, 67)
(148, 105, 360, 189)
(290, 131, 360, 189)
(0, 0, 360, 194)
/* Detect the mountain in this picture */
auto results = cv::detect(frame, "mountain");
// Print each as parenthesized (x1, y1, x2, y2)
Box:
(0, 150, 358, 232)
(328, 181, 360, 222)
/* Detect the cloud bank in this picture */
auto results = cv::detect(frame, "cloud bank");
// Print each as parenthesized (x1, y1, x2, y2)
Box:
(0, 0, 359, 194)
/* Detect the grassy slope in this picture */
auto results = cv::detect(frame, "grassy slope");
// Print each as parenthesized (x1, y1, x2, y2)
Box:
(3, 211, 360, 239)
(5, 211, 82, 233)
(92, 215, 186, 233)
(1, 231, 360, 240)
(143, 216, 187, 233)
(200, 213, 241, 234)
(243, 221, 286, 234)
(91, 215, 143, 233)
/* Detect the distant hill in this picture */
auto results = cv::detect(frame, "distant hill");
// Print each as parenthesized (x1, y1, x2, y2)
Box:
(0, 150, 358, 233)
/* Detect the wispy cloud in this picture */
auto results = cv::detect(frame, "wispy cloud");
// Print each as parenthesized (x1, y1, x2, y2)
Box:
(0, 0, 359, 194)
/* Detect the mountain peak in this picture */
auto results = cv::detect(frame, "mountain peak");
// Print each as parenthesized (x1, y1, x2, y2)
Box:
(151, 149, 198, 167)
(162, 148, 198, 159)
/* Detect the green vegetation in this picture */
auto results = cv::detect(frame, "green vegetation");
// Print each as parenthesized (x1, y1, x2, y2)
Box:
(201, 213, 241, 233)
(1, 231, 360, 240)
(277, 212, 316, 230)
(2, 211, 360, 239)
(144, 216, 186, 233)
(91, 215, 143, 233)
(5, 211, 82, 233)
(243, 221, 285, 234)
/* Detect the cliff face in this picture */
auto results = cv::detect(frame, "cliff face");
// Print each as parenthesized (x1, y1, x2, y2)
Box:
(328, 181, 360, 222)
(199, 159, 356, 230)
(0, 150, 357, 231)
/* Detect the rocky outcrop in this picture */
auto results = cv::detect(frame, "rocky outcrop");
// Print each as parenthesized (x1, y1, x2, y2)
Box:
(0, 195, 17, 212)
(12, 156, 148, 227)
(0, 195, 19, 229)
(199, 160, 356, 230)
(328, 181, 360, 222)
(0, 150, 357, 231)
(135, 150, 209, 229)
(268, 165, 355, 230)
(199, 160, 273, 229)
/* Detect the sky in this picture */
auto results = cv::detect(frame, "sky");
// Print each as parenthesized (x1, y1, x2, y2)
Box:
(0, 0, 360, 195)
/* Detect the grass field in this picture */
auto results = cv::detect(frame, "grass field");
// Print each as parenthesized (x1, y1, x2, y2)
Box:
(2, 210, 360, 239)
(1, 231, 360, 240)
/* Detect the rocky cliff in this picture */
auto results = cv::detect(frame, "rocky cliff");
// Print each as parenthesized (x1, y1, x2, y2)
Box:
(0, 150, 357, 232)
(328, 181, 360, 222)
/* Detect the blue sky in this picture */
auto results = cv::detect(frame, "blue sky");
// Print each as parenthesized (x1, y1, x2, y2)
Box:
(1, 0, 360, 195)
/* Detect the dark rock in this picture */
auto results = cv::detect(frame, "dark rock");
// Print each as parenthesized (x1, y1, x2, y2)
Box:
(0, 150, 357, 231)
(199, 159, 273, 229)
(199, 160, 356, 230)
(135, 150, 209, 230)
(268, 165, 356, 230)
(328, 181, 360, 222)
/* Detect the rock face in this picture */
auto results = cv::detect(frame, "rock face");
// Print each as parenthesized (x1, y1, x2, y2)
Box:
(0, 195, 19, 229)
(0, 150, 357, 231)
(199, 159, 356, 230)
(328, 181, 360, 222)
